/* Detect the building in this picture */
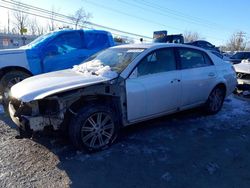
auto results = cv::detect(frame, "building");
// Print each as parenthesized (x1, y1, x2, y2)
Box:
(0, 33, 37, 49)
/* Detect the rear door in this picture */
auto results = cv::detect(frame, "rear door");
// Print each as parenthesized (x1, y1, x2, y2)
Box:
(126, 48, 181, 122)
(177, 48, 217, 107)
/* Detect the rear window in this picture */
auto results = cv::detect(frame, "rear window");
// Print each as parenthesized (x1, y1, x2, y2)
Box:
(179, 48, 213, 69)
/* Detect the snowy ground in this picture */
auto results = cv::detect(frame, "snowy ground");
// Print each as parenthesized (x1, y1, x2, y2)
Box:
(0, 95, 250, 188)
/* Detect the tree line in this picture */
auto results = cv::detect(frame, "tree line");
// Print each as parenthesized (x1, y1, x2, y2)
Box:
(1, 2, 91, 36)
(183, 31, 250, 51)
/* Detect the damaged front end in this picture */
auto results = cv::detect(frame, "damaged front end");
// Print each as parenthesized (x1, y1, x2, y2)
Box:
(9, 97, 65, 137)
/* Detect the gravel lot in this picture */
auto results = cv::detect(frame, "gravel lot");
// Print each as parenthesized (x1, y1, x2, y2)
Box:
(0, 95, 250, 188)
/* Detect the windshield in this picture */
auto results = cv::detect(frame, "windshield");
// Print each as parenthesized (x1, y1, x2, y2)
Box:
(77, 48, 145, 74)
(23, 32, 54, 48)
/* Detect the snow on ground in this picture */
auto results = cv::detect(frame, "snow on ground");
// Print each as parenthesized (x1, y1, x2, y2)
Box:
(0, 95, 250, 187)
(183, 95, 250, 131)
(217, 95, 249, 119)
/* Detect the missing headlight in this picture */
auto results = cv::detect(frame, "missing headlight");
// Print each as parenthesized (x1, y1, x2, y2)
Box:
(38, 99, 60, 115)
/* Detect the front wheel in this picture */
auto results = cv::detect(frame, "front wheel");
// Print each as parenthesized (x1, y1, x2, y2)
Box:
(204, 86, 226, 114)
(0, 71, 30, 108)
(69, 104, 120, 152)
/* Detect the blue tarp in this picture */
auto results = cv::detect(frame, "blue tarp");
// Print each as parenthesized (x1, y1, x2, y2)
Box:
(23, 29, 114, 75)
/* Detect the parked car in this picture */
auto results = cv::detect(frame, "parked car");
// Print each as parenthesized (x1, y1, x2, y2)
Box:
(229, 51, 250, 64)
(9, 43, 237, 151)
(153, 30, 184, 44)
(209, 50, 224, 59)
(0, 29, 114, 103)
(186, 40, 220, 52)
(234, 59, 250, 90)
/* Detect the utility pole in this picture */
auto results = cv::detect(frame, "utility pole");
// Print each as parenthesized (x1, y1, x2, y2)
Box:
(7, 11, 10, 34)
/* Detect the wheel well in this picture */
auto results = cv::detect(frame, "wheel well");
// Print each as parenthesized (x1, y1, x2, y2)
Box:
(69, 95, 120, 113)
(60, 95, 121, 132)
(215, 83, 227, 95)
(0, 66, 33, 81)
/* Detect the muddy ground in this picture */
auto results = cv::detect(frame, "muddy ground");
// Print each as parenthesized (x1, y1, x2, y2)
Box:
(0, 95, 250, 188)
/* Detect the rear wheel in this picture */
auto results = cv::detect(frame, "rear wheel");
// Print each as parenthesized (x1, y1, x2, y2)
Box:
(69, 104, 120, 152)
(0, 71, 30, 108)
(205, 86, 225, 114)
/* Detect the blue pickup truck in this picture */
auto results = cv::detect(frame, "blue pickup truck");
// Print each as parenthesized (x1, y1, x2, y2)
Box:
(0, 29, 114, 100)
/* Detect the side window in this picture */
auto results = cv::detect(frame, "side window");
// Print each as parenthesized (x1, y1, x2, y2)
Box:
(137, 48, 176, 76)
(46, 32, 82, 56)
(245, 53, 250, 59)
(84, 33, 109, 50)
(179, 48, 212, 69)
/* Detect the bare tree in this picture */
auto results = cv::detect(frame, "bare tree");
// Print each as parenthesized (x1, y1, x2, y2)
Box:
(37, 25, 45, 36)
(226, 31, 247, 51)
(12, 1, 29, 35)
(48, 6, 57, 31)
(29, 18, 38, 35)
(183, 31, 201, 43)
(70, 8, 92, 29)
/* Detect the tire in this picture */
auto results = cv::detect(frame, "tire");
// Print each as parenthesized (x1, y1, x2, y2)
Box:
(204, 86, 226, 114)
(69, 104, 120, 152)
(0, 71, 30, 107)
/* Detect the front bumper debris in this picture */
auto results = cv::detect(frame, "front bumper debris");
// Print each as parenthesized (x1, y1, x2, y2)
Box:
(9, 98, 65, 135)
(236, 72, 250, 91)
(237, 79, 250, 91)
(9, 102, 32, 137)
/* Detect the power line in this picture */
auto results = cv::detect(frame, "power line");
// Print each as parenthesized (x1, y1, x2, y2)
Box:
(119, 0, 230, 32)
(0, 0, 152, 41)
(83, 0, 226, 42)
(137, 0, 221, 27)
(83, 0, 182, 32)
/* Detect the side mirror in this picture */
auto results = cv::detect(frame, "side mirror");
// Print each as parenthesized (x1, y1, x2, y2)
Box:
(129, 68, 138, 79)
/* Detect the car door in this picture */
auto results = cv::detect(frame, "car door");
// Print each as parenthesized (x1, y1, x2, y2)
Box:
(177, 48, 217, 107)
(42, 31, 87, 73)
(126, 48, 181, 122)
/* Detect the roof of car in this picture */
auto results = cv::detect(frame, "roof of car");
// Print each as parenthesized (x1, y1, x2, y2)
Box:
(112, 43, 207, 50)
(47, 29, 111, 36)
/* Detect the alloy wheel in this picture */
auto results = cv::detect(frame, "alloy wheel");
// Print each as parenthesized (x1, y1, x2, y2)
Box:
(81, 112, 115, 150)
(209, 88, 224, 112)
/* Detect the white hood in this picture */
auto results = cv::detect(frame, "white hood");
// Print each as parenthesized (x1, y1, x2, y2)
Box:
(11, 68, 117, 102)
(234, 60, 250, 73)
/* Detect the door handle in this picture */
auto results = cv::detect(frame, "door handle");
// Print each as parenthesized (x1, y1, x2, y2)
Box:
(170, 78, 181, 83)
(208, 72, 215, 77)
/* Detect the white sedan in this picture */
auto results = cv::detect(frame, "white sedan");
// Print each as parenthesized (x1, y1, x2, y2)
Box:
(9, 43, 237, 151)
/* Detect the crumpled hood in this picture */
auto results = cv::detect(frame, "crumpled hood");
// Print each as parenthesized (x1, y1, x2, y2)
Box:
(234, 60, 250, 73)
(11, 69, 117, 102)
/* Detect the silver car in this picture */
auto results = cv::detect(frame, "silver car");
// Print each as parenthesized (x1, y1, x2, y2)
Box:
(9, 43, 237, 151)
